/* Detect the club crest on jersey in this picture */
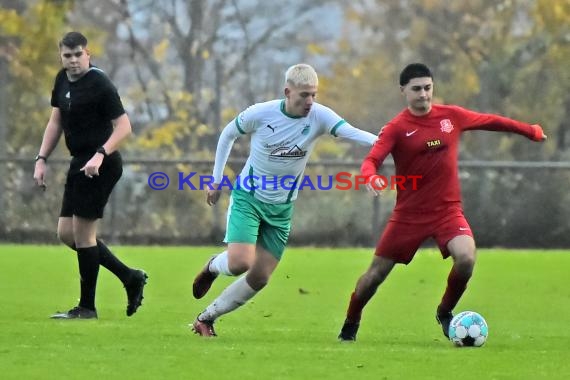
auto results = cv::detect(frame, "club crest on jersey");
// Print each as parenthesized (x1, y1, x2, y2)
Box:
(440, 119, 454, 133)
(301, 124, 311, 135)
(269, 145, 307, 159)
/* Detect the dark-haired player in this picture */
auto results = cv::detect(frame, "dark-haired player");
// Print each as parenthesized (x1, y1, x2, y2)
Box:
(338, 63, 546, 341)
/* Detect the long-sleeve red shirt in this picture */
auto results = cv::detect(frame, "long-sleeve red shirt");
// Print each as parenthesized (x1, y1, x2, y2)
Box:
(361, 104, 543, 220)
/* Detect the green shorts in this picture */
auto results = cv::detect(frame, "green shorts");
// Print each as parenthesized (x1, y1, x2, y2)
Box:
(225, 189, 294, 260)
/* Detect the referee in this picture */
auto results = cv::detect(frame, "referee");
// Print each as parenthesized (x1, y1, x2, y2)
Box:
(33, 32, 147, 319)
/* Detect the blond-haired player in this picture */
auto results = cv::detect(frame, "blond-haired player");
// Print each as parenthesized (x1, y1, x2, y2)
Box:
(191, 63, 377, 336)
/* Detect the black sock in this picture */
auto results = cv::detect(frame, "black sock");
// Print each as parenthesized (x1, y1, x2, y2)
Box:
(70, 240, 132, 284)
(76, 246, 100, 311)
(97, 239, 132, 284)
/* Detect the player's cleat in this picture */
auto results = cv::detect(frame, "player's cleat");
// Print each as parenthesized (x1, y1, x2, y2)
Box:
(50, 306, 98, 319)
(338, 319, 360, 342)
(125, 269, 148, 316)
(192, 256, 218, 299)
(436, 308, 454, 338)
(191, 318, 217, 337)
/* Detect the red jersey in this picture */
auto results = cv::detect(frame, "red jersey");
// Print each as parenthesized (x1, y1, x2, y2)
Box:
(361, 104, 543, 220)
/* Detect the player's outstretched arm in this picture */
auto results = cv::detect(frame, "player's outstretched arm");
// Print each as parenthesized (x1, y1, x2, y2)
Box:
(334, 122, 377, 146)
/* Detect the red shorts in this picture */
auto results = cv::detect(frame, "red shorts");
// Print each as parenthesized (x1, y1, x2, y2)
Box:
(375, 210, 474, 264)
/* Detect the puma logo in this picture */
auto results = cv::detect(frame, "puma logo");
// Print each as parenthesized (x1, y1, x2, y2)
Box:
(266, 124, 275, 132)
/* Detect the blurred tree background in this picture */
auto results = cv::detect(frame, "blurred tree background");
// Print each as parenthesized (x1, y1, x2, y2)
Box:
(0, 0, 568, 247)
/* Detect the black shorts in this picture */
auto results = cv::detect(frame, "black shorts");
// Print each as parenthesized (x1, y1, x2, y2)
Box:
(60, 152, 123, 219)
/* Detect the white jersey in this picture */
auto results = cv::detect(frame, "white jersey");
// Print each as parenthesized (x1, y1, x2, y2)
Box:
(213, 99, 376, 203)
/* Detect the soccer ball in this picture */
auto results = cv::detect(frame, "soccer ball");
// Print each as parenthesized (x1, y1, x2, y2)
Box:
(448, 311, 488, 347)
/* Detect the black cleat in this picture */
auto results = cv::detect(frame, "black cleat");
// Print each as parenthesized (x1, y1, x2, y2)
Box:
(125, 269, 148, 316)
(338, 319, 360, 342)
(192, 256, 218, 299)
(50, 306, 98, 320)
(436, 309, 454, 338)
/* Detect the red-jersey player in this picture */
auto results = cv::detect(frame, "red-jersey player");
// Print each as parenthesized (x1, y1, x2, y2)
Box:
(338, 63, 546, 342)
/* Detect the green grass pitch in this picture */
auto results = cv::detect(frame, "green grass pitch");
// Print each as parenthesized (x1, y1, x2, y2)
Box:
(1, 245, 569, 379)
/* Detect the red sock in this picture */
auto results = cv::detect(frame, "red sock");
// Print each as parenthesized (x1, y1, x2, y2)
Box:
(439, 268, 470, 313)
(346, 292, 367, 323)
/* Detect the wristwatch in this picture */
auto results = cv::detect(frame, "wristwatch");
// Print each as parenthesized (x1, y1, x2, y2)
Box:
(35, 155, 47, 162)
(96, 146, 108, 157)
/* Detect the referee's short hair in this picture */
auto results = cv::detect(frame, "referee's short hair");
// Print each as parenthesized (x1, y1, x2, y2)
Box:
(59, 32, 88, 49)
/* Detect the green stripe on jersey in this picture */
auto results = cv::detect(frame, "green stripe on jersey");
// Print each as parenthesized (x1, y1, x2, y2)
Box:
(330, 119, 346, 137)
(286, 175, 300, 203)
(248, 165, 255, 196)
(235, 118, 246, 134)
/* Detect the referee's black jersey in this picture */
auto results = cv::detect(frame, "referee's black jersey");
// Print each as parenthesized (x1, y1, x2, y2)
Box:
(51, 66, 125, 156)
